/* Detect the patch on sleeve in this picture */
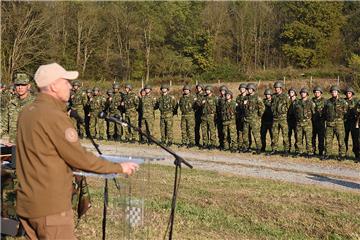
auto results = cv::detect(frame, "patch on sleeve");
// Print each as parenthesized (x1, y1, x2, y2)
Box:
(65, 128, 78, 143)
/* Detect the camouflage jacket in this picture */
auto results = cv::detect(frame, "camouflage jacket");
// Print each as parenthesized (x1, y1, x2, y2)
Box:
(88, 95, 106, 114)
(122, 92, 139, 113)
(105, 96, 118, 115)
(179, 94, 196, 115)
(221, 100, 237, 122)
(157, 94, 177, 115)
(271, 92, 290, 120)
(262, 98, 273, 124)
(312, 96, 325, 123)
(243, 94, 265, 121)
(1, 91, 12, 112)
(194, 92, 206, 115)
(201, 94, 217, 117)
(140, 94, 157, 119)
(8, 94, 35, 142)
(323, 97, 349, 122)
(70, 89, 87, 110)
(344, 97, 358, 124)
(294, 98, 315, 123)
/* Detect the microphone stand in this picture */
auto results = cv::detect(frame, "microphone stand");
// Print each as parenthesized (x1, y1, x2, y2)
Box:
(70, 110, 110, 240)
(105, 116, 192, 240)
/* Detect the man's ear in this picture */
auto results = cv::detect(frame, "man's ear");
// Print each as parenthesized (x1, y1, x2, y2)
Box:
(48, 82, 57, 93)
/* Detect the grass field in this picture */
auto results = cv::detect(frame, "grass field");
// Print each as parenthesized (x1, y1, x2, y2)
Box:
(72, 164, 359, 240)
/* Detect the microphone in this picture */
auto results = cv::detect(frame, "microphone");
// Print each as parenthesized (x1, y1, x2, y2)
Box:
(69, 109, 84, 124)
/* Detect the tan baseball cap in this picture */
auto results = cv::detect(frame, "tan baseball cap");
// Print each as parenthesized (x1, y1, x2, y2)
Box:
(34, 63, 79, 88)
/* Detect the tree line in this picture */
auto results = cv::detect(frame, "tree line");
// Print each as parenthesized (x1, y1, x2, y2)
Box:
(1, 1, 360, 84)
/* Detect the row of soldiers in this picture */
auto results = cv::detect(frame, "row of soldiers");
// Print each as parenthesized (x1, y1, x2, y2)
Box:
(0, 72, 358, 161)
(68, 80, 358, 162)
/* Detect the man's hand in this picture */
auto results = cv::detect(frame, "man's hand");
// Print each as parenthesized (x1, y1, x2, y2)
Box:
(119, 162, 139, 175)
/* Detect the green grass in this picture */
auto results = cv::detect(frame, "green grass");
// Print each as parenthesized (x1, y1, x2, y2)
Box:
(71, 165, 359, 240)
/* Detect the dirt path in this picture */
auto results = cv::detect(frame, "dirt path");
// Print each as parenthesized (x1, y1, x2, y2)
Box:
(83, 141, 360, 193)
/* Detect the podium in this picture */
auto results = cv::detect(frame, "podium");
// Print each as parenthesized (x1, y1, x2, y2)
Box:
(73, 155, 164, 240)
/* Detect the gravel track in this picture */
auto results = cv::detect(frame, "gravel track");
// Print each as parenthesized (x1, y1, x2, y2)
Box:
(83, 142, 360, 192)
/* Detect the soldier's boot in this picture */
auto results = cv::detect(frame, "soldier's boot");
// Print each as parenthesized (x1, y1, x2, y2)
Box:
(108, 136, 114, 141)
(320, 155, 330, 161)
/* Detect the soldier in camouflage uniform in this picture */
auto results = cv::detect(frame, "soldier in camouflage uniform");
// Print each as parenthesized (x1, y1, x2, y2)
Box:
(221, 90, 238, 152)
(270, 81, 291, 155)
(217, 85, 228, 150)
(293, 88, 315, 157)
(156, 84, 178, 146)
(242, 83, 264, 154)
(261, 89, 274, 152)
(1, 83, 12, 136)
(236, 83, 248, 152)
(178, 85, 196, 148)
(194, 84, 205, 146)
(200, 85, 217, 149)
(84, 88, 93, 137)
(104, 89, 116, 140)
(69, 80, 87, 138)
(89, 87, 107, 140)
(312, 86, 325, 156)
(112, 83, 123, 141)
(343, 87, 359, 159)
(8, 73, 35, 143)
(140, 85, 157, 143)
(288, 88, 298, 153)
(121, 84, 140, 142)
(322, 85, 349, 160)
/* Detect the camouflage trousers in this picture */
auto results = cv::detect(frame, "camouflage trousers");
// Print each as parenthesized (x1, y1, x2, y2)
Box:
(223, 120, 237, 150)
(181, 114, 195, 145)
(71, 108, 85, 137)
(261, 121, 273, 151)
(243, 119, 261, 150)
(141, 117, 154, 141)
(201, 114, 217, 146)
(288, 121, 298, 152)
(160, 113, 174, 144)
(272, 118, 289, 151)
(89, 113, 106, 139)
(325, 120, 346, 157)
(1, 109, 8, 137)
(124, 111, 138, 141)
(344, 122, 359, 157)
(106, 112, 119, 139)
(1, 169, 17, 219)
(296, 121, 313, 154)
(312, 121, 325, 155)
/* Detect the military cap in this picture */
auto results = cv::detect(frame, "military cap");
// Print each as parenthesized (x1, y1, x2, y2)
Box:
(93, 87, 100, 92)
(196, 83, 204, 89)
(273, 81, 283, 88)
(86, 89, 92, 94)
(288, 87, 297, 95)
(72, 80, 80, 87)
(125, 83, 133, 90)
(329, 85, 340, 92)
(238, 83, 247, 90)
(112, 83, 120, 89)
(144, 84, 152, 90)
(225, 90, 233, 96)
(246, 83, 256, 91)
(183, 85, 191, 91)
(107, 89, 113, 95)
(345, 86, 355, 95)
(300, 87, 309, 94)
(264, 89, 272, 95)
(313, 86, 323, 93)
(205, 85, 212, 91)
(160, 84, 170, 90)
(219, 85, 228, 91)
(13, 73, 30, 85)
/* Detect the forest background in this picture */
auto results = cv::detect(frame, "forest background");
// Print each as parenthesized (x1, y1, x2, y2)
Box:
(2, 1, 360, 88)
